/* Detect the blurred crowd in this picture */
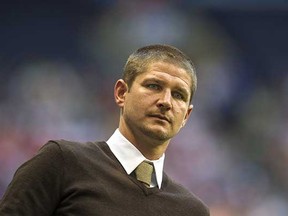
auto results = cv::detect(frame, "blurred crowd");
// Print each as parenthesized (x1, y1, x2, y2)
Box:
(1, 1, 288, 215)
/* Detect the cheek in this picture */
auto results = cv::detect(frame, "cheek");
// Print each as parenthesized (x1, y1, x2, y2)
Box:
(175, 107, 189, 121)
(125, 96, 145, 114)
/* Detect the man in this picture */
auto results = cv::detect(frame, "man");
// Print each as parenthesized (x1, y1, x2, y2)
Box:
(0, 44, 209, 215)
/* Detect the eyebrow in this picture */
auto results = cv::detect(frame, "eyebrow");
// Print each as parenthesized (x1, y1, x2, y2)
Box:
(143, 77, 164, 85)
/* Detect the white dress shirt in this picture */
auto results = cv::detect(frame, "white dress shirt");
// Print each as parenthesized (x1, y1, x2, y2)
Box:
(106, 129, 165, 188)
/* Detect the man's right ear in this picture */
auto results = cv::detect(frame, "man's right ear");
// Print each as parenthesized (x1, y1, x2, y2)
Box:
(114, 79, 128, 108)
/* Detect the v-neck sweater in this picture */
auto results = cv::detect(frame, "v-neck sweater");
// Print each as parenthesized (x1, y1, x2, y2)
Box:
(0, 140, 209, 216)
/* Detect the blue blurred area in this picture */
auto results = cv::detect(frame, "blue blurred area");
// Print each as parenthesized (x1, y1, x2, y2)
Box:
(1, 1, 288, 215)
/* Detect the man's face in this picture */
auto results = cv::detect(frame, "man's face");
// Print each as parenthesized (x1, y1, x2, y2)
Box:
(116, 61, 193, 145)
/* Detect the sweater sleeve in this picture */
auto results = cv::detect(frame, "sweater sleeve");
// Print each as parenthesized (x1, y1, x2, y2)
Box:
(0, 141, 64, 216)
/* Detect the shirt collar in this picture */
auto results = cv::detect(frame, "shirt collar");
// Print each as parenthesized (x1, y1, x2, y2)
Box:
(106, 129, 165, 188)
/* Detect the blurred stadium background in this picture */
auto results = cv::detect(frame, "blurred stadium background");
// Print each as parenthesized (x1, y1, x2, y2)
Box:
(0, 1, 288, 215)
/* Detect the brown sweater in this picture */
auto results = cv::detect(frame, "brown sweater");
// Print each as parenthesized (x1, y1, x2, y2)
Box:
(0, 140, 209, 216)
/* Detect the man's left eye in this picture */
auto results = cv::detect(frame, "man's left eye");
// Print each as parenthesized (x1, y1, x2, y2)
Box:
(173, 92, 184, 100)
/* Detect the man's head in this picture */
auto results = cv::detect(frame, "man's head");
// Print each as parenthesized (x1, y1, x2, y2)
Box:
(115, 44, 196, 159)
(122, 44, 197, 103)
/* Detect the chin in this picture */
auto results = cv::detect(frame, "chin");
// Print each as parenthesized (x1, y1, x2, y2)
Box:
(143, 127, 172, 141)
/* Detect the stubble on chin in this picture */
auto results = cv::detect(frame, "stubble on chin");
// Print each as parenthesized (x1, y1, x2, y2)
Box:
(123, 113, 173, 143)
(140, 124, 173, 142)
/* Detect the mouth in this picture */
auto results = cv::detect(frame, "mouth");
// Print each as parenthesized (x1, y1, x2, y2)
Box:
(148, 114, 171, 123)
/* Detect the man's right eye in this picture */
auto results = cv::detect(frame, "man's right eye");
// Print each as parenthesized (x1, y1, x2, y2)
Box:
(147, 84, 160, 90)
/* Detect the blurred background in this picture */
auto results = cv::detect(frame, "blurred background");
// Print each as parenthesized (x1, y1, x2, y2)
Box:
(0, 0, 288, 215)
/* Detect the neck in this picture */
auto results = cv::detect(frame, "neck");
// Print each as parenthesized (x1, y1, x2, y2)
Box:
(133, 139, 168, 160)
(118, 125, 169, 160)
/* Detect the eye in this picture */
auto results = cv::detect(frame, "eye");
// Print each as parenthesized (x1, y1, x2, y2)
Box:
(172, 92, 185, 100)
(146, 83, 161, 90)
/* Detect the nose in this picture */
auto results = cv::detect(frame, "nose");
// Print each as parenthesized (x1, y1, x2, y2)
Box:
(156, 90, 172, 111)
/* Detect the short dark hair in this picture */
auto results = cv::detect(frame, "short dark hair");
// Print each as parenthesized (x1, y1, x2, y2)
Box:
(122, 44, 197, 102)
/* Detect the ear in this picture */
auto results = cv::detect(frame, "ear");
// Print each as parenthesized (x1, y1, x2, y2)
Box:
(181, 104, 193, 128)
(114, 79, 128, 108)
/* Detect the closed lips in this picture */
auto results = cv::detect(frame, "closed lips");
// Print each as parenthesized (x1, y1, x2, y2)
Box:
(149, 114, 170, 122)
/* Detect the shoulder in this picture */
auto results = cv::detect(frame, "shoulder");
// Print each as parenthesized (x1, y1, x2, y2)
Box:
(43, 139, 106, 154)
(41, 140, 111, 163)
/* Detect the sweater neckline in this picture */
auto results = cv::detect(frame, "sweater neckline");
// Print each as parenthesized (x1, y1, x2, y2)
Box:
(98, 141, 170, 195)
